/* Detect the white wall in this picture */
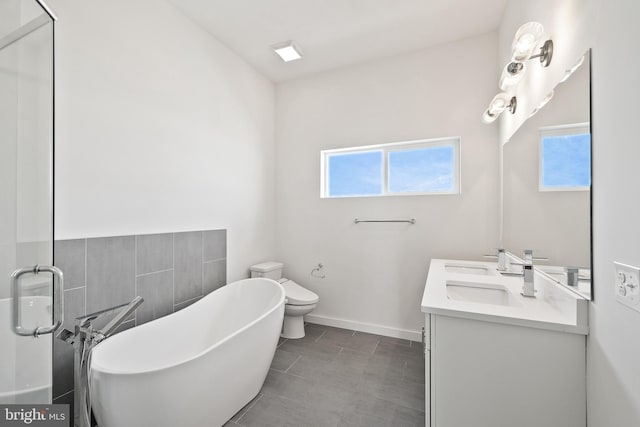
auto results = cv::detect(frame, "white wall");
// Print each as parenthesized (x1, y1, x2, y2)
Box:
(48, 0, 276, 281)
(588, 0, 640, 424)
(275, 33, 500, 339)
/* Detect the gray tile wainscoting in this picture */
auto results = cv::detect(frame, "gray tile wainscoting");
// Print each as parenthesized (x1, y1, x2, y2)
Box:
(52, 229, 227, 401)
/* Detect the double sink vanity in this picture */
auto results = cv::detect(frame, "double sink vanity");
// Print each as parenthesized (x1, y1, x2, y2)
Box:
(421, 258, 588, 427)
(416, 38, 595, 427)
(417, 16, 593, 424)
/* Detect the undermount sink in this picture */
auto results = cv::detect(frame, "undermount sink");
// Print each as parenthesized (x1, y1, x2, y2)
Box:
(446, 281, 512, 306)
(445, 264, 492, 275)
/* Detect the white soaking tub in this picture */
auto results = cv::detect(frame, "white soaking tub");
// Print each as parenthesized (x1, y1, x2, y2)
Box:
(90, 278, 285, 427)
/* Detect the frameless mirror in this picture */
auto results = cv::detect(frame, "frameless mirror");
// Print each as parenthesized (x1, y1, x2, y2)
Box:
(502, 50, 592, 299)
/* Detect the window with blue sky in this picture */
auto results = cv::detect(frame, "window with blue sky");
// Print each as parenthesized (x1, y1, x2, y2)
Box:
(322, 137, 460, 198)
(327, 150, 383, 197)
(540, 124, 591, 191)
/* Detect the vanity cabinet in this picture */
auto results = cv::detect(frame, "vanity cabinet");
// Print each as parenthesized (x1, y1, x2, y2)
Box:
(422, 259, 588, 427)
(425, 313, 585, 427)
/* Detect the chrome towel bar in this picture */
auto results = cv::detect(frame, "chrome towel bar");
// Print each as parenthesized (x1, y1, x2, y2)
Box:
(354, 218, 416, 224)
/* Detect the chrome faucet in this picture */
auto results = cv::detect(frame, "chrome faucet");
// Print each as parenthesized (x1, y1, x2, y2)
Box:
(484, 248, 510, 271)
(521, 249, 550, 297)
(523, 249, 549, 264)
(522, 263, 536, 297)
(523, 249, 534, 264)
(503, 250, 541, 297)
(57, 296, 143, 427)
(497, 249, 508, 271)
(566, 267, 580, 287)
(519, 249, 544, 297)
(92, 296, 144, 343)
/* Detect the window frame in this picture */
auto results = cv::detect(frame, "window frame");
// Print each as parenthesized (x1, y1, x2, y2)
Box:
(320, 136, 461, 198)
(539, 123, 591, 192)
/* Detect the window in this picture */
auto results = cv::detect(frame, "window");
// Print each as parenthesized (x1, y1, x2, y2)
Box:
(321, 137, 460, 198)
(539, 123, 591, 191)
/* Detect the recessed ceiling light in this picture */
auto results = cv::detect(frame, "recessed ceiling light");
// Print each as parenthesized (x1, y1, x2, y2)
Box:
(271, 41, 303, 62)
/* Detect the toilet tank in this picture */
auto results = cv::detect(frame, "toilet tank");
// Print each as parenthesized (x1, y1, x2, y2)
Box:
(249, 262, 283, 280)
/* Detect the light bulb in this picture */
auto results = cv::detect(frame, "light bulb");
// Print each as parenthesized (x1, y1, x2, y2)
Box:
(515, 34, 536, 53)
(499, 62, 526, 90)
(482, 93, 515, 124)
(482, 110, 498, 124)
(488, 93, 512, 115)
(511, 22, 544, 62)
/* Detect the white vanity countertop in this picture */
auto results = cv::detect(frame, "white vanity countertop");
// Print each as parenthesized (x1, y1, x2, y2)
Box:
(421, 259, 589, 335)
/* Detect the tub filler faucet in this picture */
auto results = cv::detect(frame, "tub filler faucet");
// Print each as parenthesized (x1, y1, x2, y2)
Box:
(57, 296, 144, 427)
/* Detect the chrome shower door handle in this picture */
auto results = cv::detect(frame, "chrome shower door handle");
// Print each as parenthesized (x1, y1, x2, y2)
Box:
(10, 265, 64, 337)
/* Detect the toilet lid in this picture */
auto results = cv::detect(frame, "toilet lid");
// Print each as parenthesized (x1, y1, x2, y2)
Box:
(278, 278, 319, 305)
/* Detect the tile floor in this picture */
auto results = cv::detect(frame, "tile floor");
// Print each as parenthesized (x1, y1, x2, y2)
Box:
(225, 323, 425, 427)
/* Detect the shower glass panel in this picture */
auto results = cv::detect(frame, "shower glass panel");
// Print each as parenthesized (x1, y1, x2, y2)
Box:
(0, 0, 54, 404)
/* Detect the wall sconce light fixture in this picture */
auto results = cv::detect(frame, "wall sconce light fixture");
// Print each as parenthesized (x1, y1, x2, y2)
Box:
(483, 22, 554, 123)
(528, 39, 554, 67)
(482, 93, 517, 123)
(500, 22, 553, 90)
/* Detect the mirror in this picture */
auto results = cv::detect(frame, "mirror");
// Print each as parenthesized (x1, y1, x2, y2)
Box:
(501, 50, 591, 299)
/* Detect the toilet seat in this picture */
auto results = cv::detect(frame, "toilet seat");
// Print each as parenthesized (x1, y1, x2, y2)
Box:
(278, 278, 319, 305)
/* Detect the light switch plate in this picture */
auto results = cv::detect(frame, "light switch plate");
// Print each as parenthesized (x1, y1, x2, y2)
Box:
(614, 261, 640, 312)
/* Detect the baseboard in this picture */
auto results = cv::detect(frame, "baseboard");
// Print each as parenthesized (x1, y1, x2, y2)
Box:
(304, 314, 422, 342)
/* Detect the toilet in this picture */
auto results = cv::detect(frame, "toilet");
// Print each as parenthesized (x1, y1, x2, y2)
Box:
(249, 261, 319, 339)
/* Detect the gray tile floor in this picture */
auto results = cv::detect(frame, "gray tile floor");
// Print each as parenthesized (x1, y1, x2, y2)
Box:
(225, 323, 425, 427)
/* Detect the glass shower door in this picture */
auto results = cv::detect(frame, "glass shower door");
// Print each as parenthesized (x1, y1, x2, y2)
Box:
(0, 0, 56, 405)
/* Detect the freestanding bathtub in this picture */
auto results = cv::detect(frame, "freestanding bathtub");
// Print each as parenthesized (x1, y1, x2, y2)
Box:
(90, 277, 285, 427)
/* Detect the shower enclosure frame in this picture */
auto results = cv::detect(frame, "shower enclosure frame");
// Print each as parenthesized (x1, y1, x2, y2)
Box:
(1, 0, 58, 406)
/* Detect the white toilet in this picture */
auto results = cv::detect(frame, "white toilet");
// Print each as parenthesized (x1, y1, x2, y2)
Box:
(249, 261, 319, 339)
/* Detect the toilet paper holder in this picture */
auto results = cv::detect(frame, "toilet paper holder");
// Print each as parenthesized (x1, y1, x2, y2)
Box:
(311, 263, 325, 279)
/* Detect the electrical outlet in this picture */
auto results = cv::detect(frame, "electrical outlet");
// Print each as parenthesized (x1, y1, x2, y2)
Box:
(614, 262, 640, 312)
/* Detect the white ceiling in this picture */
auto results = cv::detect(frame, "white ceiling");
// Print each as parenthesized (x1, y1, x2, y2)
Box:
(168, 0, 507, 83)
